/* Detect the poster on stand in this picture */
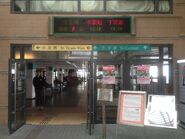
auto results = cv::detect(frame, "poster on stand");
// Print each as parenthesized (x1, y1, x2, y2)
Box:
(117, 90, 146, 126)
(97, 88, 113, 102)
(144, 95, 177, 129)
(137, 65, 150, 84)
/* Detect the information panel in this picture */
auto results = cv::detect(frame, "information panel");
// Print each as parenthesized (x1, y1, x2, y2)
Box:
(144, 95, 177, 129)
(52, 16, 132, 35)
(97, 88, 113, 102)
(117, 90, 146, 126)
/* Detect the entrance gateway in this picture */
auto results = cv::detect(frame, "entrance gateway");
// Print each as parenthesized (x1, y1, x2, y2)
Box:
(8, 44, 173, 134)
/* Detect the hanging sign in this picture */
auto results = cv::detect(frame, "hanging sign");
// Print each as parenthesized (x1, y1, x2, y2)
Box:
(32, 44, 151, 52)
(32, 44, 92, 51)
(93, 44, 151, 51)
(117, 90, 146, 126)
(52, 16, 132, 36)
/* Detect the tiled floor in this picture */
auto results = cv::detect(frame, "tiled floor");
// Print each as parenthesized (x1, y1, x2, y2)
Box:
(26, 85, 87, 125)
(1, 124, 185, 139)
(26, 107, 86, 125)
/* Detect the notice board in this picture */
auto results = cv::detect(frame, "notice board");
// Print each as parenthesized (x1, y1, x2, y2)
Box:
(117, 90, 146, 126)
(144, 95, 177, 128)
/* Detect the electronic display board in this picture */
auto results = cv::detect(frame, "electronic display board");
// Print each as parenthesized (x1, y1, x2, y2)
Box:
(52, 16, 132, 35)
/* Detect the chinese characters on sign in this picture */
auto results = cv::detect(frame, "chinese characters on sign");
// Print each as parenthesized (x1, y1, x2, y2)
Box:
(32, 44, 92, 51)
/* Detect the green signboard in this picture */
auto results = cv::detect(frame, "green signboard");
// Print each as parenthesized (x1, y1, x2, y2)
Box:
(92, 44, 151, 51)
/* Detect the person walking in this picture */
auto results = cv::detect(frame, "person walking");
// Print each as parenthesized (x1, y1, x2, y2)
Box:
(33, 69, 45, 110)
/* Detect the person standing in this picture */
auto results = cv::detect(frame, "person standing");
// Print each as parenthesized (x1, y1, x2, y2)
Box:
(33, 69, 45, 110)
(66, 69, 78, 87)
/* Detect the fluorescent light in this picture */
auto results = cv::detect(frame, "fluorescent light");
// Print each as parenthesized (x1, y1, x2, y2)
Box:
(177, 59, 185, 63)
(11, 69, 15, 74)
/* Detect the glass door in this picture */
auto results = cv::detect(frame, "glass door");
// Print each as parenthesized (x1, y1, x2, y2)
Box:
(8, 60, 26, 133)
(94, 60, 123, 123)
(128, 46, 173, 95)
(130, 64, 160, 94)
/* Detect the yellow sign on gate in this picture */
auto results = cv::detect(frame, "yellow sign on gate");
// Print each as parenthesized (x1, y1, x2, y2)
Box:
(32, 44, 92, 51)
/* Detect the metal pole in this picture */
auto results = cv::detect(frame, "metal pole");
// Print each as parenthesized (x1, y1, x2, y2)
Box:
(14, 63, 17, 129)
(102, 102, 106, 139)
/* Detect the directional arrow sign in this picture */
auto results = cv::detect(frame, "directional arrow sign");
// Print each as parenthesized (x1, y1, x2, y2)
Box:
(32, 44, 92, 51)
(92, 44, 151, 51)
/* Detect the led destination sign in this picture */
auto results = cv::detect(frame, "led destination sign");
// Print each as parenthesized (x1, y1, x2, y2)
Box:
(52, 16, 132, 35)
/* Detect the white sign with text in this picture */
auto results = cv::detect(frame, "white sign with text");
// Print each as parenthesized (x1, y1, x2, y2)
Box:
(144, 95, 177, 128)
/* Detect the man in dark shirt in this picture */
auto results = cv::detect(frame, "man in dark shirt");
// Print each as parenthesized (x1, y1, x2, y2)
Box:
(33, 69, 45, 110)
